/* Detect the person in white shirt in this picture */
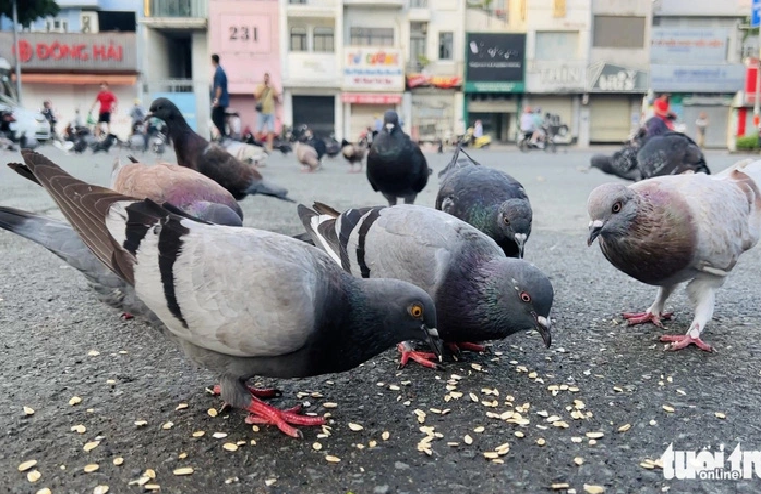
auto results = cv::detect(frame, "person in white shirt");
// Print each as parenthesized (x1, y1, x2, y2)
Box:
(520, 106, 535, 141)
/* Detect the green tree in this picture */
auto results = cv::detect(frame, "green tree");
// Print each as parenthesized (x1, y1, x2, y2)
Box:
(0, 0, 60, 27)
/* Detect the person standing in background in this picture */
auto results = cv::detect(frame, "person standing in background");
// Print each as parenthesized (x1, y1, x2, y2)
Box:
(90, 81, 117, 136)
(41, 101, 57, 138)
(695, 112, 709, 149)
(129, 100, 146, 134)
(254, 72, 279, 152)
(373, 115, 382, 139)
(211, 54, 229, 142)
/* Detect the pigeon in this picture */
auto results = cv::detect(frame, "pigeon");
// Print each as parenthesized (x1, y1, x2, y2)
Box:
(341, 139, 366, 173)
(224, 141, 268, 167)
(590, 146, 641, 182)
(9, 150, 442, 437)
(297, 202, 554, 369)
(636, 131, 711, 180)
(146, 97, 293, 203)
(586, 158, 761, 352)
(295, 141, 320, 172)
(436, 146, 532, 258)
(366, 110, 430, 205)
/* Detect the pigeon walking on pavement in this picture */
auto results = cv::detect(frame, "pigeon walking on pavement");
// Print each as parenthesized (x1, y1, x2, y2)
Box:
(366, 110, 430, 205)
(587, 158, 761, 352)
(636, 131, 710, 180)
(298, 202, 554, 369)
(436, 146, 533, 258)
(7, 150, 442, 437)
(147, 97, 294, 203)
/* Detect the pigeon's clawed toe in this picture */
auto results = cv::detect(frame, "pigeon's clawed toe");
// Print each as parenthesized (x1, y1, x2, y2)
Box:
(622, 311, 674, 328)
(243, 399, 326, 438)
(397, 342, 442, 370)
(447, 341, 489, 354)
(211, 384, 281, 400)
(660, 333, 714, 352)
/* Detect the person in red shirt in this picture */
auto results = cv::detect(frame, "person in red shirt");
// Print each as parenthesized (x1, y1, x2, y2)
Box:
(90, 81, 118, 136)
(653, 94, 675, 131)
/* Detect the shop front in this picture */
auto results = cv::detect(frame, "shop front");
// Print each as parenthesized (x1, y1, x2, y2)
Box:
(0, 32, 138, 137)
(463, 32, 526, 143)
(341, 47, 404, 141)
(406, 74, 461, 143)
(209, 0, 282, 136)
(650, 27, 744, 149)
(524, 61, 587, 143)
(283, 51, 341, 139)
(586, 62, 648, 144)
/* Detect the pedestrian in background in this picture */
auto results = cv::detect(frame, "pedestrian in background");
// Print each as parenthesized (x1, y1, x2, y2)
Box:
(254, 72, 279, 152)
(41, 101, 57, 138)
(211, 53, 229, 142)
(695, 112, 709, 149)
(90, 81, 117, 136)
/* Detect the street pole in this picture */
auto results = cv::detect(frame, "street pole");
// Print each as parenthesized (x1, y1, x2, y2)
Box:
(11, 0, 22, 104)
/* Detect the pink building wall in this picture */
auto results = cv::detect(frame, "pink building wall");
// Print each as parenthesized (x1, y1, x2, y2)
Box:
(209, 0, 282, 134)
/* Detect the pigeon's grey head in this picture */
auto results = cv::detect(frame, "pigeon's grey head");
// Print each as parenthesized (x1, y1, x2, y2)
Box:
(360, 278, 442, 361)
(185, 201, 243, 227)
(383, 111, 400, 133)
(488, 260, 554, 348)
(587, 183, 638, 246)
(147, 97, 182, 123)
(496, 199, 533, 259)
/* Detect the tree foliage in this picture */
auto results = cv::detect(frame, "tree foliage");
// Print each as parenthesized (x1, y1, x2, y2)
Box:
(0, 0, 60, 27)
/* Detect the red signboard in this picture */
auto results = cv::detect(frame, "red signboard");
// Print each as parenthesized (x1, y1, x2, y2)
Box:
(341, 94, 402, 104)
(13, 39, 124, 63)
(406, 74, 462, 89)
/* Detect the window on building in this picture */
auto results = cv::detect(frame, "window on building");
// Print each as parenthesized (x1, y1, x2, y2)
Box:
(438, 32, 453, 60)
(289, 0, 307, 4)
(45, 18, 69, 33)
(592, 16, 646, 49)
(409, 22, 427, 70)
(313, 27, 334, 52)
(349, 27, 394, 47)
(290, 27, 307, 51)
(97, 11, 136, 32)
(410, 0, 428, 7)
(534, 31, 579, 60)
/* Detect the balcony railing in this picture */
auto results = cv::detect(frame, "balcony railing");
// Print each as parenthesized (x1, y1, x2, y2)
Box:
(144, 0, 208, 18)
(466, 0, 507, 20)
(410, 0, 428, 7)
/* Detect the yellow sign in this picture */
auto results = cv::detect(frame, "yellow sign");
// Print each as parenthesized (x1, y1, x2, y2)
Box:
(553, 0, 566, 18)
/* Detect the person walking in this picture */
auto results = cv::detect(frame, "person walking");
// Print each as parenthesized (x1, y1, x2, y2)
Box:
(90, 81, 117, 136)
(211, 54, 229, 141)
(254, 72, 279, 152)
(520, 106, 534, 143)
(129, 100, 146, 135)
(41, 101, 58, 139)
(695, 112, 709, 149)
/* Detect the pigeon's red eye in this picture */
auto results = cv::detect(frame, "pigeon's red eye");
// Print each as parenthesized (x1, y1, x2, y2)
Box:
(520, 291, 531, 302)
(612, 202, 622, 214)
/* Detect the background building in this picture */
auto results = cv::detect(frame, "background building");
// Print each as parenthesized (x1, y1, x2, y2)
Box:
(0, 0, 142, 137)
(140, 0, 209, 136)
(650, 0, 747, 148)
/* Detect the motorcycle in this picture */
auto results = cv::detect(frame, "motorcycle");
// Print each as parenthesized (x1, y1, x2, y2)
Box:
(518, 129, 557, 153)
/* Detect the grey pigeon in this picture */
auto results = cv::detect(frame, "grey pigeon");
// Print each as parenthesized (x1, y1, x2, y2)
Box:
(436, 146, 532, 258)
(366, 110, 430, 205)
(147, 97, 294, 203)
(587, 158, 761, 352)
(297, 202, 554, 369)
(637, 131, 710, 179)
(8, 150, 442, 438)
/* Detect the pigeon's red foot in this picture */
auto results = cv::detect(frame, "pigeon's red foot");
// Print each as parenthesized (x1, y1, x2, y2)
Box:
(622, 311, 674, 328)
(244, 398, 326, 437)
(397, 343, 440, 370)
(447, 341, 489, 353)
(121, 312, 134, 320)
(211, 384, 281, 399)
(660, 332, 713, 352)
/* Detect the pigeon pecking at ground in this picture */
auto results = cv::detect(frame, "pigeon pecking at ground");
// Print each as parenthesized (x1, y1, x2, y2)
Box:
(366, 110, 431, 206)
(436, 146, 533, 258)
(147, 97, 294, 203)
(297, 202, 554, 369)
(7, 150, 442, 437)
(587, 158, 761, 352)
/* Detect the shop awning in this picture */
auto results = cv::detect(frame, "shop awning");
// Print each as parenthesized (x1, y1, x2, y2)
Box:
(12, 73, 138, 85)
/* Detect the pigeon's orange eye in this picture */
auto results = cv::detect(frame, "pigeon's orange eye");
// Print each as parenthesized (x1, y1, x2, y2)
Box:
(409, 304, 423, 318)
(520, 291, 531, 302)
(612, 201, 622, 214)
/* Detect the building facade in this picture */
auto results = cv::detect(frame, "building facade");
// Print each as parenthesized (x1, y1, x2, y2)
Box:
(0, 0, 142, 137)
(524, 0, 591, 144)
(140, 0, 209, 136)
(211, 0, 282, 135)
(650, 0, 747, 148)
(584, 0, 651, 144)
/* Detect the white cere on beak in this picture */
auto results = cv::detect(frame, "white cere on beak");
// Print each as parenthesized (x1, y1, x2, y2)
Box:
(537, 316, 551, 329)
(428, 327, 439, 337)
(385, 123, 395, 130)
(514, 233, 528, 241)
(589, 220, 603, 228)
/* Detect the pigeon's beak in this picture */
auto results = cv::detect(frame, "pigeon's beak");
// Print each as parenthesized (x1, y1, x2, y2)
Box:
(385, 123, 395, 131)
(514, 233, 527, 259)
(145, 112, 153, 120)
(587, 220, 603, 247)
(533, 315, 552, 348)
(422, 325, 444, 363)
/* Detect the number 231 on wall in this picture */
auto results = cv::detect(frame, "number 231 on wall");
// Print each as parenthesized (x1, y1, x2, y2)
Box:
(229, 26, 258, 41)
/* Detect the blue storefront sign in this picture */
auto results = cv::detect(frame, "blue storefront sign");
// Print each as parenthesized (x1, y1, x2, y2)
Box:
(753, 0, 761, 28)
(650, 64, 746, 92)
(650, 28, 730, 65)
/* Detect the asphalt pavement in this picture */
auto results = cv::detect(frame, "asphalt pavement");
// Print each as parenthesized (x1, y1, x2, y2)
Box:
(1, 144, 760, 494)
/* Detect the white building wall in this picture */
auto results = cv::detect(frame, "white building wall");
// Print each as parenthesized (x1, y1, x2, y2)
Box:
(191, 31, 210, 139)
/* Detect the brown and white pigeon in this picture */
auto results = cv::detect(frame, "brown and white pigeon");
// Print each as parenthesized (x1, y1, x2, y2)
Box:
(587, 158, 761, 352)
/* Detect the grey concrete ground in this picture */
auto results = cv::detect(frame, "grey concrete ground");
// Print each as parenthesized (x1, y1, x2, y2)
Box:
(1, 144, 760, 494)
